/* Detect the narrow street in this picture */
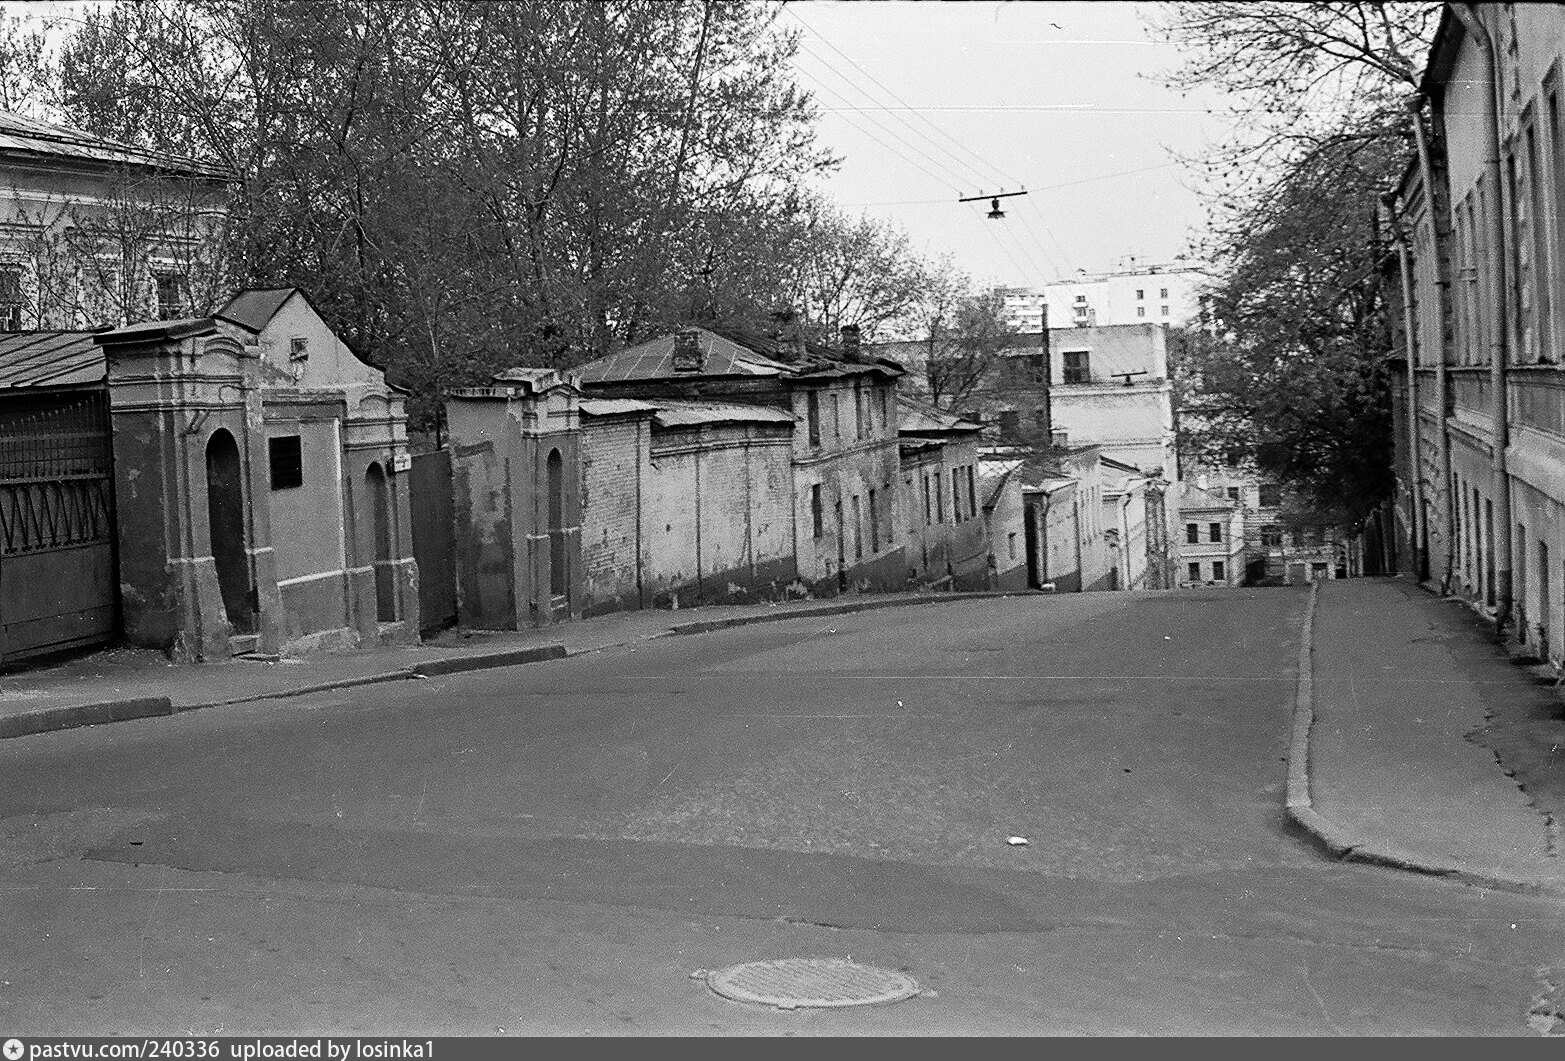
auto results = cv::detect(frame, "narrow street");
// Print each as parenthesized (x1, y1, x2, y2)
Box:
(2, 589, 1560, 1035)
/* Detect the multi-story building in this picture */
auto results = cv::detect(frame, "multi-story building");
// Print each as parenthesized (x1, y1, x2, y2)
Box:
(997, 260, 1208, 334)
(0, 111, 234, 329)
(1177, 482, 1246, 587)
(1384, 4, 1565, 660)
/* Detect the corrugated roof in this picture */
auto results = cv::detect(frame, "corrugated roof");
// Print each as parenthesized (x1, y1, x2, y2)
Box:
(652, 400, 795, 429)
(577, 328, 793, 383)
(0, 111, 233, 179)
(580, 397, 658, 417)
(0, 331, 107, 389)
(216, 288, 295, 333)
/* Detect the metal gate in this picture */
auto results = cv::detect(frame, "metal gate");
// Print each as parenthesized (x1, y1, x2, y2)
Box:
(409, 449, 456, 634)
(0, 389, 117, 665)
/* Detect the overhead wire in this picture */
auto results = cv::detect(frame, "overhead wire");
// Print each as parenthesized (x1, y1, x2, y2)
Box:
(786, 6, 1026, 192)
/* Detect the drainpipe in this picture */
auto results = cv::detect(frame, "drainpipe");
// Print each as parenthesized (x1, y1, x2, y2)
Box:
(1383, 192, 1426, 583)
(1408, 92, 1456, 593)
(1450, 3, 1512, 636)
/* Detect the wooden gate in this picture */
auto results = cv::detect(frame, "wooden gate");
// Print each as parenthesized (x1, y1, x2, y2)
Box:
(0, 389, 117, 665)
(409, 449, 456, 634)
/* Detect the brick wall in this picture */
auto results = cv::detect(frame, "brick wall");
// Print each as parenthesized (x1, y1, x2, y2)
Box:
(580, 416, 647, 615)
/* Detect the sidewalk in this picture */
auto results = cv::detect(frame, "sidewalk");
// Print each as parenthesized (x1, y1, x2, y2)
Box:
(1291, 577, 1565, 896)
(0, 588, 1038, 740)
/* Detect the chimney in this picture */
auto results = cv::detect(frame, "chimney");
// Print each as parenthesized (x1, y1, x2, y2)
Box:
(672, 329, 703, 373)
(769, 307, 806, 362)
(840, 324, 861, 361)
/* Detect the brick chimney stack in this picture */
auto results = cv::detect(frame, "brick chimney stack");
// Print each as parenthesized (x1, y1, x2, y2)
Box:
(840, 324, 861, 362)
(672, 329, 703, 373)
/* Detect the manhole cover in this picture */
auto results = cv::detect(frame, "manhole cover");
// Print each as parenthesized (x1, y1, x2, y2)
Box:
(704, 958, 919, 1010)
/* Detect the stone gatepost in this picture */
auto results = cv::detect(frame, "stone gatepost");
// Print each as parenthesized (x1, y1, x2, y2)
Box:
(445, 369, 583, 629)
(97, 319, 283, 661)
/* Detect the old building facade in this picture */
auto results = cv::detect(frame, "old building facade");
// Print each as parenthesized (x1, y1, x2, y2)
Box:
(1386, 4, 1565, 659)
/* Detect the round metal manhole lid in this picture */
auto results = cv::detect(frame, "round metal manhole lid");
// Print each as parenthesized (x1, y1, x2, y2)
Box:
(705, 958, 920, 1010)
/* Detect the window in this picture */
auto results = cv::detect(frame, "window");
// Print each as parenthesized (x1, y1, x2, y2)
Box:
(967, 465, 977, 517)
(1160, 288, 1168, 299)
(268, 435, 303, 490)
(923, 473, 932, 525)
(1186, 523, 1199, 544)
(877, 386, 888, 430)
(1262, 524, 1283, 548)
(811, 484, 824, 538)
(852, 494, 863, 558)
(952, 468, 963, 522)
(830, 392, 841, 439)
(884, 480, 894, 543)
(1209, 522, 1222, 543)
(1161, 305, 1170, 316)
(1008, 532, 1017, 560)
(807, 391, 820, 446)
(1062, 351, 1090, 384)
(0, 265, 23, 331)
(1212, 560, 1226, 583)
(935, 471, 944, 523)
(854, 382, 866, 439)
(869, 489, 879, 552)
(1136, 289, 1144, 300)
(1137, 307, 1146, 318)
(1023, 354, 1047, 383)
(1226, 487, 1240, 502)
(1258, 484, 1282, 507)
(1188, 562, 1201, 582)
(155, 272, 187, 320)
(1525, 119, 1554, 362)
(290, 337, 309, 361)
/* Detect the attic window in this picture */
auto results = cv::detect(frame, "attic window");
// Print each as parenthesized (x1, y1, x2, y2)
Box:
(290, 337, 309, 361)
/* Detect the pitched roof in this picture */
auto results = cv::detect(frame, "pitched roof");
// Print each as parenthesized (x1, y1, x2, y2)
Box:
(651, 399, 794, 428)
(577, 328, 793, 384)
(896, 395, 982, 435)
(216, 288, 296, 334)
(0, 111, 233, 180)
(579, 397, 658, 418)
(0, 330, 107, 389)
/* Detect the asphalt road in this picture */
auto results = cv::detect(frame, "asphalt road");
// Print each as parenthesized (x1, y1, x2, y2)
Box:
(2, 588, 1562, 1035)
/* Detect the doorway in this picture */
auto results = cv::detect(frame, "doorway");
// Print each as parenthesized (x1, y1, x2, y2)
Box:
(205, 429, 255, 633)
(366, 462, 395, 622)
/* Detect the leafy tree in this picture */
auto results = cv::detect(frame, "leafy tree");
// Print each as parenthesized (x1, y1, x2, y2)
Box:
(918, 286, 1019, 413)
(1151, 2, 1438, 525)
(1168, 129, 1402, 522)
(34, 0, 835, 430)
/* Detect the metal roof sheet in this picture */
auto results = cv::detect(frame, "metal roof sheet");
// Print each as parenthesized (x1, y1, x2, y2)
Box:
(580, 397, 659, 417)
(0, 330, 107, 389)
(577, 328, 793, 383)
(216, 288, 295, 333)
(652, 400, 795, 428)
(0, 111, 233, 179)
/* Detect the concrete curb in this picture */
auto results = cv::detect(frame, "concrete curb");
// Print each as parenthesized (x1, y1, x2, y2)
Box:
(669, 589, 1047, 635)
(0, 644, 573, 741)
(0, 696, 173, 740)
(1283, 580, 1562, 897)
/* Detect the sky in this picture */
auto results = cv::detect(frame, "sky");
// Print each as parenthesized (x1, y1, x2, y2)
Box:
(14, 0, 1237, 291)
(784, 1, 1239, 288)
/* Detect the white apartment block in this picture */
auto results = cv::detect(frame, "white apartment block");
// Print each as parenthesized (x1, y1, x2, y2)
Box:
(998, 260, 1208, 334)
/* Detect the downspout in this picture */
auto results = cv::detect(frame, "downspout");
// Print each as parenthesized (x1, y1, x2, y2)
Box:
(1450, 2, 1512, 636)
(1408, 91, 1456, 593)
(1383, 191, 1426, 583)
